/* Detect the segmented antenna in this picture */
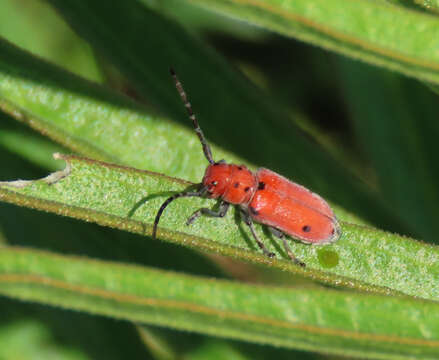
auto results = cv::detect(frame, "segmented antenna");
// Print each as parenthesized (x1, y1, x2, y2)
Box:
(152, 187, 207, 240)
(170, 68, 214, 164)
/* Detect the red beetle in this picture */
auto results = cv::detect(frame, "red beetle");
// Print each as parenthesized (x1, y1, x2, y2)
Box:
(153, 69, 341, 266)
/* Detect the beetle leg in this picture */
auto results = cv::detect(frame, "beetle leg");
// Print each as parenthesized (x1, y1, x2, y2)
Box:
(268, 227, 305, 267)
(186, 201, 230, 225)
(240, 209, 275, 258)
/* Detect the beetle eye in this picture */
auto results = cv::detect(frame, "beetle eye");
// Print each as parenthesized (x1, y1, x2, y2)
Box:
(211, 181, 218, 186)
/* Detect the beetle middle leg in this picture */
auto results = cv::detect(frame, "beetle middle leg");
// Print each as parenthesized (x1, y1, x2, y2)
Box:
(269, 227, 305, 267)
(240, 209, 275, 258)
(186, 201, 230, 225)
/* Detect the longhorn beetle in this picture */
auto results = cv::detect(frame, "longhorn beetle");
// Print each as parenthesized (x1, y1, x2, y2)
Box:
(152, 69, 341, 266)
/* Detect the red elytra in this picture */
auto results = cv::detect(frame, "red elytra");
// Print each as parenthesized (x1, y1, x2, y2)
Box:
(152, 69, 341, 267)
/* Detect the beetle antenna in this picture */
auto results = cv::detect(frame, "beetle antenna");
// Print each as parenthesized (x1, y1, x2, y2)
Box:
(152, 186, 207, 239)
(170, 68, 214, 164)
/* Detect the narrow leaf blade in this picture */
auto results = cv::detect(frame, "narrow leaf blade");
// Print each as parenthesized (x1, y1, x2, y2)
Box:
(0, 246, 438, 359)
(1, 155, 438, 301)
(186, 0, 439, 85)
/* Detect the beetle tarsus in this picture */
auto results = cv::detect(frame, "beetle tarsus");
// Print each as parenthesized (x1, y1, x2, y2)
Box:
(269, 226, 305, 266)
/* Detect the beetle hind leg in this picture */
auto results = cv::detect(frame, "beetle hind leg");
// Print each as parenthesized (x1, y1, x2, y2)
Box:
(269, 227, 305, 267)
(186, 201, 230, 225)
(240, 209, 275, 258)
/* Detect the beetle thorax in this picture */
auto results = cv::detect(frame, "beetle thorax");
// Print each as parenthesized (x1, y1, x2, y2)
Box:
(202, 163, 257, 205)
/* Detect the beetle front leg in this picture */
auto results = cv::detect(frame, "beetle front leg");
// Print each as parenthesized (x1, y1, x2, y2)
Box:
(240, 209, 275, 258)
(186, 201, 230, 225)
(268, 227, 305, 267)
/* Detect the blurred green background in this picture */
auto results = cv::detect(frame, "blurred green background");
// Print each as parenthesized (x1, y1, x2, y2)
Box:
(0, 0, 438, 359)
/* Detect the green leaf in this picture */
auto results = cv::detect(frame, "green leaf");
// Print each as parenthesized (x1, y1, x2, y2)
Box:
(1, 154, 438, 301)
(0, 320, 89, 360)
(184, 0, 439, 86)
(0, 296, 152, 360)
(428, 83, 439, 95)
(0, 120, 64, 171)
(185, 340, 249, 360)
(0, 148, 223, 279)
(0, 246, 438, 359)
(0, 0, 102, 82)
(337, 59, 439, 243)
(136, 326, 178, 360)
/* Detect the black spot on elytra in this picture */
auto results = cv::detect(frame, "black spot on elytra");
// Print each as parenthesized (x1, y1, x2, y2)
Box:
(249, 206, 259, 216)
(234, 182, 239, 188)
(258, 182, 265, 190)
(331, 228, 335, 235)
(302, 225, 311, 232)
(244, 187, 250, 192)
(238, 166, 243, 170)
(213, 163, 220, 166)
